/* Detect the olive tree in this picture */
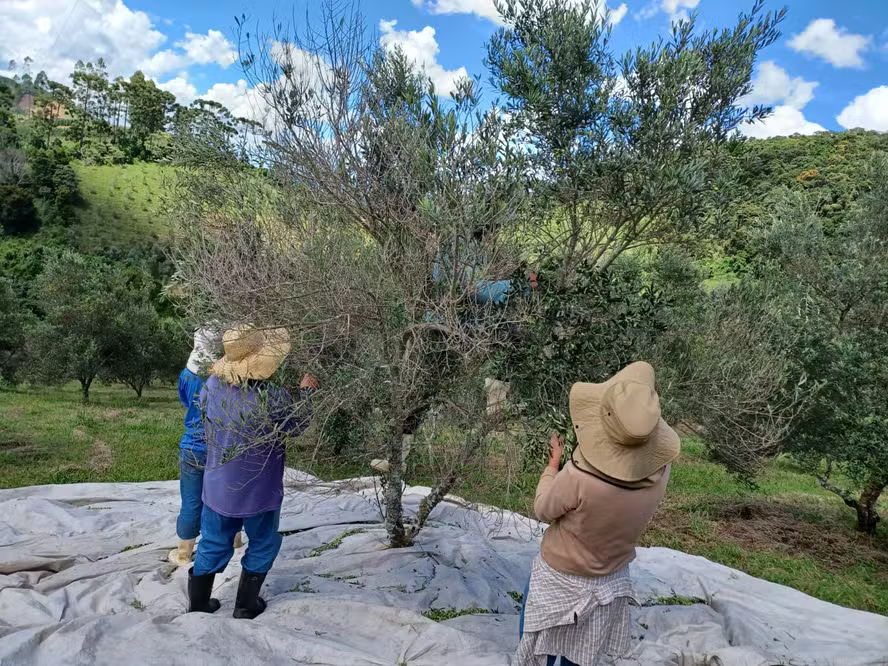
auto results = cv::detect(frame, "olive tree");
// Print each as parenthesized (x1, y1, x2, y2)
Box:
(26, 252, 170, 402)
(654, 279, 810, 481)
(489, 0, 791, 449)
(487, 0, 785, 283)
(102, 308, 188, 398)
(756, 158, 888, 533)
(169, 1, 528, 547)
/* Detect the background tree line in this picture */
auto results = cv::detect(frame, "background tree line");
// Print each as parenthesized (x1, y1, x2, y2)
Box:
(5, 56, 263, 166)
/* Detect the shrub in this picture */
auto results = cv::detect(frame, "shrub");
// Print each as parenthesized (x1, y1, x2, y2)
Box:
(0, 185, 39, 235)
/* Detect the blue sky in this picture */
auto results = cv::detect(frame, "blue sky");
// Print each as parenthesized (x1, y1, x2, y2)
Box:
(2, 0, 887, 136)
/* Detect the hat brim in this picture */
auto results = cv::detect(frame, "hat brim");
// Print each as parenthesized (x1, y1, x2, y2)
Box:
(211, 328, 291, 383)
(569, 364, 680, 482)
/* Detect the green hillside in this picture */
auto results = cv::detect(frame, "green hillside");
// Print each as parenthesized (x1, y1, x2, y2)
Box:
(0, 161, 173, 294)
(72, 162, 171, 252)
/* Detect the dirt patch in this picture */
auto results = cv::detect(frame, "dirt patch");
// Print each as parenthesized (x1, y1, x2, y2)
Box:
(0, 435, 45, 459)
(72, 427, 88, 441)
(99, 409, 122, 421)
(650, 499, 888, 574)
(710, 500, 888, 571)
(89, 440, 114, 473)
(0, 440, 43, 458)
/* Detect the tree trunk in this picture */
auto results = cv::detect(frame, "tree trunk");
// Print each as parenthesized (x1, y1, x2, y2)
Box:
(819, 474, 885, 535)
(383, 425, 408, 548)
(404, 429, 482, 544)
(855, 480, 885, 535)
(80, 377, 92, 404)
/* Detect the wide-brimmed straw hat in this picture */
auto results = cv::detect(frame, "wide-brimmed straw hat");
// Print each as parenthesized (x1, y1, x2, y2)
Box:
(569, 361, 680, 482)
(211, 325, 291, 384)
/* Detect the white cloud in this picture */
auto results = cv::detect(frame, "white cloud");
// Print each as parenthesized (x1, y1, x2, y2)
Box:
(378, 20, 469, 96)
(742, 106, 825, 139)
(0, 0, 167, 82)
(836, 86, 888, 131)
(203, 79, 272, 126)
(415, 0, 501, 23)
(661, 0, 699, 23)
(788, 19, 870, 69)
(412, 0, 628, 27)
(140, 50, 188, 77)
(636, 0, 699, 23)
(35, 17, 53, 35)
(270, 41, 331, 89)
(743, 61, 818, 111)
(0, 0, 237, 89)
(178, 30, 237, 67)
(140, 29, 237, 77)
(157, 72, 198, 106)
(609, 3, 629, 25)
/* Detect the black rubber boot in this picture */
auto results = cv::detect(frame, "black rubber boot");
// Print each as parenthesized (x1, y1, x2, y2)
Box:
(232, 570, 268, 619)
(187, 567, 221, 613)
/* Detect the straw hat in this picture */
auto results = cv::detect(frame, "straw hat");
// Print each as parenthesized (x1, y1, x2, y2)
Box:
(569, 361, 680, 482)
(211, 325, 291, 384)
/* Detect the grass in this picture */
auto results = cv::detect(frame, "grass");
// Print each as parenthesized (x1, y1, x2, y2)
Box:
(1, 384, 887, 615)
(0, 382, 180, 488)
(638, 440, 888, 614)
(422, 608, 490, 622)
(443, 437, 888, 615)
(289, 580, 317, 594)
(308, 529, 366, 558)
(643, 596, 706, 607)
(71, 162, 172, 252)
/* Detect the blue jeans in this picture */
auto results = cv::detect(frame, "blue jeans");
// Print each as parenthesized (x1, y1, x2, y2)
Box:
(193, 506, 283, 575)
(520, 576, 579, 666)
(176, 449, 206, 540)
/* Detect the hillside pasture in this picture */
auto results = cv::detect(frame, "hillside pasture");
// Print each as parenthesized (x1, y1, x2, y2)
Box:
(72, 162, 171, 251)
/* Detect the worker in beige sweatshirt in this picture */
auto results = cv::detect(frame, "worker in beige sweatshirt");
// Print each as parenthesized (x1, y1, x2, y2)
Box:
(516, 361, 680, 666)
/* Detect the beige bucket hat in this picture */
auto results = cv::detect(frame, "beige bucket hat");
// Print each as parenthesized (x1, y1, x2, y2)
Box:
(569, 361, 680, 482)
(211, 325, 291, 384)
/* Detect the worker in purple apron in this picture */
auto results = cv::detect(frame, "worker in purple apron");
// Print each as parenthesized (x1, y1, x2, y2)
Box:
(169, 328, 244, 566)
(187, 325, 317, 619)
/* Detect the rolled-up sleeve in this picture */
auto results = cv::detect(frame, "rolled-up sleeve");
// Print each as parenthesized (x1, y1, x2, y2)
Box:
(533, 466, 579, 523)
(282, 387, 316, 435)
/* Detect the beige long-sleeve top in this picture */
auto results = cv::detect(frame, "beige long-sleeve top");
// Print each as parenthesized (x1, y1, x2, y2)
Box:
(535, 460, 670, 578)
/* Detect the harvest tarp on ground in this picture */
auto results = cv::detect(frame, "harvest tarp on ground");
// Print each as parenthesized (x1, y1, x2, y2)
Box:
(0, 471, 886, 665)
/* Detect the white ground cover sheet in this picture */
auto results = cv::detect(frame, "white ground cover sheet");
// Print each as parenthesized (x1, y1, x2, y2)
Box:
(1, 471, 886, 665)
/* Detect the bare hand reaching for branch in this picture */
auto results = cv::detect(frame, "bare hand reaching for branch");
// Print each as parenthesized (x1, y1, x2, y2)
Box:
(548, 432, 564, 470)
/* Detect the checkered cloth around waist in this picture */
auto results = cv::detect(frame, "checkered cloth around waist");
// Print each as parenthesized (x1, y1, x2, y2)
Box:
(516, 555, 637, 666)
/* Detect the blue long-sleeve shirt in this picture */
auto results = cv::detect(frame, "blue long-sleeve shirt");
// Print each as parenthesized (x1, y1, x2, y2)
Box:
(200, 376, 314, 517)
(178, 368, 207, 453)
(432, 259, 528, 307)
